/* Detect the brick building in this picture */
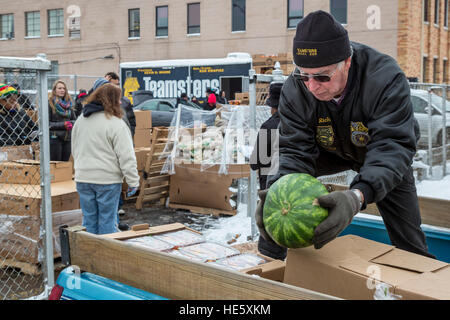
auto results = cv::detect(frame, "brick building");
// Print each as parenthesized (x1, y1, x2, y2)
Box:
(0, 0, 448, 87)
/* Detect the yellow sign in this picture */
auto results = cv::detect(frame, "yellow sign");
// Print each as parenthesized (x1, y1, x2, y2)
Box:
(123, 77, 140, 104)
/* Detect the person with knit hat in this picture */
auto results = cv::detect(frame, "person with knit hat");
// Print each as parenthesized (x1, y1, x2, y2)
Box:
(0, 84, 38, 146)
(254, 10, 433, 260)
(202, 92, 217, 111)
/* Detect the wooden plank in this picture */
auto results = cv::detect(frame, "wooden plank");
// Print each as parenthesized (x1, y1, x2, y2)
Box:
(169, 203, 237, 217)
(142, 191, 169, 202)
(327, 184, 450, 228)
(145, 174, 170, 184)
(143, 184, 169, 196)
(67, 228, 338, 300)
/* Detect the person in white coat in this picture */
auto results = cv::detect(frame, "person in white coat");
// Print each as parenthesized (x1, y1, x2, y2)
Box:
(72, 83, 139, 234)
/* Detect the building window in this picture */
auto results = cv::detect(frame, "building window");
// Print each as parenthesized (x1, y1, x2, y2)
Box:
(0, 14, 14, 39)
(435, 0, 440, 25)
(443, 59, 448, 83)
(424, 0, 430, 22)
(330, 0, 347, 24)
(232, 0, 246, 32)
(287, 0, 303, 28)
(25, 11, 40, 37)
(48, 9, 64, 36)
(433, 57, 439, 83)
(445, 0, 448, 27)
(128, 8, 140, 38)
(423, 57, 428, 82)
(187, 3, 200, 34)
(156, 6, 168, 37)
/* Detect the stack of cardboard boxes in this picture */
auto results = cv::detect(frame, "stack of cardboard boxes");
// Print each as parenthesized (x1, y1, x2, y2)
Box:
(122, 110, 153, 199)
(0, 145, 82, 267)
(133, 110, 152, 148)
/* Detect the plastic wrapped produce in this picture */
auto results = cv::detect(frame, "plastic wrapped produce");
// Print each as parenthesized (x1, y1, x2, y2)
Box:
(153, 229, 205, 247)
(211, 253, 267, 271)
(167, 248, 205, 262)
(179, 242, 240, 262)
(124, 236, 174, 251)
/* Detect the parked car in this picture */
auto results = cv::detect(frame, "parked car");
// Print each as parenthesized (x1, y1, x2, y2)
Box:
(410, 89, 450, 147)
(133, 98, 216, 127)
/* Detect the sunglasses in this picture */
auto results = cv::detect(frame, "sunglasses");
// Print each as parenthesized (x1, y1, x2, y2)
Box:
(292, 64, 340, 83)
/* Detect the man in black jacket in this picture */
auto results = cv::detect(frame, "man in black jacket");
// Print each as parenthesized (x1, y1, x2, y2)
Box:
(250, 82, 287, 260)
(255, 11, 434, 259)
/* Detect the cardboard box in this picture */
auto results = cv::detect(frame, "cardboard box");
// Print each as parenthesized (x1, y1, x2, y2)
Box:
(134, 110, 152, 129)
(169, 164, 250, 212)
(134, 147, 152, 171)
(0, 145, 33, 161)
(0, 180, 80, 217)
(0, 209, 83, 264)
(0, 160, 72, 184)
(283, 235, 450, 300)
(134, 128, 152, 147)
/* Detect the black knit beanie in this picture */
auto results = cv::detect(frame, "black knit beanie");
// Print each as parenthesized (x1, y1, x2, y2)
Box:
(293, 10, 351, 68)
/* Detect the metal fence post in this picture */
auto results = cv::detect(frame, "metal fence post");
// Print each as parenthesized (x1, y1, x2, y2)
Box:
(427, 89, 433, 175)
(248, 68, 257, 240)
(36, 53, 54, 294)
(442, 88, 447, 177)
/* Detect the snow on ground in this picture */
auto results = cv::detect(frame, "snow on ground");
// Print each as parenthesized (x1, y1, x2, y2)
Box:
(415, 162, 450, 200)
(201, 162, 450, 246)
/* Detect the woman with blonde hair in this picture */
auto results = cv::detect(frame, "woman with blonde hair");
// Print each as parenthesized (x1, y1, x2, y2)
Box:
(48, 80, 76, 161)
(71, 83, 139, 234)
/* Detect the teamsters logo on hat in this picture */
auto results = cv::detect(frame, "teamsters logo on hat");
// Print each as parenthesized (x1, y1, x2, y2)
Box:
(293, 10, 351, 68)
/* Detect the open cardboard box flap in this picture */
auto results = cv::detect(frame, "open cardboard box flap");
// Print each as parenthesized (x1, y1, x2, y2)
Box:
(284, 234, 450, 300)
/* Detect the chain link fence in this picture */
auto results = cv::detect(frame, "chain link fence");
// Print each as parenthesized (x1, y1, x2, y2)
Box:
(409, 82, 449, 179)
(0, 56, 55, 300)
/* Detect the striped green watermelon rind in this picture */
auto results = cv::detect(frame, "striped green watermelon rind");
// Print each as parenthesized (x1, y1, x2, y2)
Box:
(262, 173, 329, 248)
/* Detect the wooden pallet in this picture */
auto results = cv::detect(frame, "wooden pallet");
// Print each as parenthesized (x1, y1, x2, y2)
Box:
(0, 258, 65, 276)
(135, 127, 172, 210)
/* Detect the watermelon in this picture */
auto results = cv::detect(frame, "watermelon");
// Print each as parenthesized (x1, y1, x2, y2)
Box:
(262, 173, 329, 248)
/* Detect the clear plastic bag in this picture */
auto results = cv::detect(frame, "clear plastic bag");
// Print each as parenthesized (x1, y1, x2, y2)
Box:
(153, 229, 205, 247)
(161, 103, 271, 175)
(212, 253, 267, 271)
(124, 236, 174, 251)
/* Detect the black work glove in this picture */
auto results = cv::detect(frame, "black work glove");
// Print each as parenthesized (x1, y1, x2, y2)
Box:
(312, 190, 361, 249)
(254, 189, 271, 241)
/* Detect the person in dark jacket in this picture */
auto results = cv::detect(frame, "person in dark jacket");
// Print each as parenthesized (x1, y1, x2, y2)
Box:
(218, 90, 228, 104)
(202, 93, 217, 111)
(250, 82, 285, 260)
(250, 82, 283, 190)
(254, 11, 434, 260)
(48, 80, 76, 161)
(0, 84, 38, 146)
(74, 89, 87, 117)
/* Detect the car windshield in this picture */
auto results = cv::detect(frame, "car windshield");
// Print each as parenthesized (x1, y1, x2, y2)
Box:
(135, 99, 159, 110)
(430, 94, 450, 112)
(179, 100, 202, 109)
(413, 90, 450, 113)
